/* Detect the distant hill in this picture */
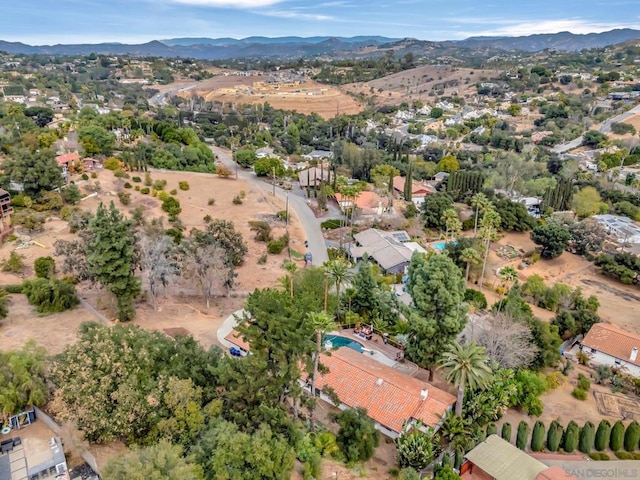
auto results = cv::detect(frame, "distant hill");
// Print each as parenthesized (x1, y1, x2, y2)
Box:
(455, 28, 640, 52)
(160, 36, 399, 46)
(0, 29, 639, 59)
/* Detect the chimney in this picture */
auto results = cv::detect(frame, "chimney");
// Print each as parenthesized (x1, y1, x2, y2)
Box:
(421, 388, 428, 401)
(631, 347, 638, 362)
(376, 378, 384, 386)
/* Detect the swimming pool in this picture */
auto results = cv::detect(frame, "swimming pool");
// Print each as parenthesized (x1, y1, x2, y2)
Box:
(431, 240, 457, 251)
(323, 334, 364, 353)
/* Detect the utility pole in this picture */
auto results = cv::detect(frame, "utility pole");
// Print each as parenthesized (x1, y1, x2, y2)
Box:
(272, 167, 276, 196)
(286, 192, 291, 261)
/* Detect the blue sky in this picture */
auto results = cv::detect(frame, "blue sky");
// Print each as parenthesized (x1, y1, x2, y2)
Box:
(2, 0, 640, 44)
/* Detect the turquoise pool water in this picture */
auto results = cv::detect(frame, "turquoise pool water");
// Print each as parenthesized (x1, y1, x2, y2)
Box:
(324, 335, 364, 353)
(432, 241, 457, 251)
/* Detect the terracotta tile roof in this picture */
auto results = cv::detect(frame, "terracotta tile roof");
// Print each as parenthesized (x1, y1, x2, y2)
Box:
(55, 152, 80, 167)
(392, 176, 435, 196)
(313, 347, 455, 432)
(536, 466, 578, 480)
(334, 191, 382, 211)
(224, 329, 250, 352)
(582, 323, 640, 366)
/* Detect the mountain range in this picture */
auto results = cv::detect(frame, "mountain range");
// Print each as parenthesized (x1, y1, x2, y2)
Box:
(0, 29, 638, 60)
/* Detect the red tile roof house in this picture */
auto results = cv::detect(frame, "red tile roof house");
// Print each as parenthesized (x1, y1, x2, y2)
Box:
(581, 323, 640, 378)
(392, 176, 435, 205)
(305, 347, 456, 439)
(55, 152, 80, 183)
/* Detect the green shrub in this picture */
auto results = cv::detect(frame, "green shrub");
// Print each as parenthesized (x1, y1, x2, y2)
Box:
(531, 421, 545, 452)
(81, 173, 89, 181)
(144, 172, 153, 186)
(118, 192, 131, 206)
(123, 182, 132, 189)
(624, 420, 640, 452)
(158, 191, 170, 202)
(132, 176, 142, 183)
(178, 181, 190, 191)
(103, 157, 120, 170)
(208, 198, 215, 206)
(140, 187, 150, 195)
(170, 189, 177, 195)
(11, 194, 33, 208)
(563, 421, 579, 453)
(589, 452, 610, 460)
(249, 220, 272, 242)
(516, 421, 529, 450)
(2, 251, 25, 274)
(4, 284, 23, 294)
(464, 289, 487, 310)
(577, 373, 591, 391)
(34, 257, 56, 279)
(501, 423, 512, 443)
(572, 388, 587, 400)
(232, 195, 243, 205)
(321, 219, 342, 230)
(611, 421, 625, 451)
(153, 179, 167, 191)
(91, 172, 98, 179)
(454, 447, 464, 470)
(267, 239, 285, 255)
(615, 451, 640, 460)
(22, 278, 79, 313)
(257, 253, 268, 265)
(547, 420, 563, 452)
(161, 197, 181, 216)
(113, 169, 127, 179)
(579, 421, 596, 453)
(135, 185, 140, 191)
(486, 423, 497, 437)
(595, 420, 611, 451)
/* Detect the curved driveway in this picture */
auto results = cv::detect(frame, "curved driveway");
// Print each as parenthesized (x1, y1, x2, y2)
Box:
(212, 147, 329, 266)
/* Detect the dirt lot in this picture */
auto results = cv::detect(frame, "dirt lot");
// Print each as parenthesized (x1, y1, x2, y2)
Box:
(483, 232, 640, 332)
(182, 74, 362, 118)
(343, 65, 501, 107)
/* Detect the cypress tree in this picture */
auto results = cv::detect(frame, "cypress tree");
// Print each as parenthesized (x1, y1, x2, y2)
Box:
(454, 447, 465, 470)
(624, 420, 640, 452)
(477, 426, 487, 443)
(404, 162, 413, 202)
(611, 420, 625, 451)
(441, 451, 451, 467)
(516, 421, 530, 450)
(531, 421, 546, 452)
(501, 422, 512, 443)
(563, 421, 579, 453)
(547, 421, 563, 452)
(579, 421, 596, 453)
(486, 423, 497, 437)
(595, 420, 611, 451)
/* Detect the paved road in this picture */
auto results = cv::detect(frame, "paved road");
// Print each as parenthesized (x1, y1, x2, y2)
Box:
(553, 103, 640, 154)
(149, 83, 199, 106)
(212, 147, 329, 266)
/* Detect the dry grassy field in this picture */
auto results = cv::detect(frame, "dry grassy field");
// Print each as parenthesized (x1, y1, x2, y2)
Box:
(342, 65, 501, 107)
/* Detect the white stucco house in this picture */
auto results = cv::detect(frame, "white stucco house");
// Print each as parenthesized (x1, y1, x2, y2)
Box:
(581, 323, 640, 378)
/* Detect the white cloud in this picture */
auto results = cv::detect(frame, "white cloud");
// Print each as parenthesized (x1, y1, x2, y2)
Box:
(167, 0, 285, 7)
(260, 10, 334, 21)
(471, 19, 640, 37)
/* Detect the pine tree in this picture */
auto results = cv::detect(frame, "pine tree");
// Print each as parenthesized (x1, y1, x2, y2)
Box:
(610, 420, 625, 451)
(547, 421, 563, 452)
(595, 420, 611, 451)
(563, 421, 579, 453)
(579, 421, 595, 453)
(516, 421, 530, 450)
(87, 202, 140, 321)
(501, 422, 512, 443)
(531, 421, 546, 452)
(624, 420, 640, 452)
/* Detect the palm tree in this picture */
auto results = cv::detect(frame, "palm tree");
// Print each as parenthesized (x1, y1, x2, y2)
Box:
(307, 311, 336, 429)
(283, 261, 298, 298)
(324, 258, 354, 307)
(441, 208, 460, 242)
(478, 208, 501, 292)
(471, 192, 490, 237)
(460, 247, 481, 287)
(440, 341, 493, 416)
(496, 265, 518, 313)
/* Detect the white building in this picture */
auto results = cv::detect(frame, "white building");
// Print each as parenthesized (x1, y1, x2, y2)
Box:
(581, 323, 640, 378)
(593, 214, 640, 244)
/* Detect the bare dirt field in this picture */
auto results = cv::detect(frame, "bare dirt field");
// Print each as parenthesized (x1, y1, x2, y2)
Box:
(181, 74, 363, 118)
(484, 232, 640, 332)
(343, 66, 501, 107)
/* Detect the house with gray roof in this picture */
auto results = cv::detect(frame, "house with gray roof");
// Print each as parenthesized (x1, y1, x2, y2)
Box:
(350, 229, 426, 274)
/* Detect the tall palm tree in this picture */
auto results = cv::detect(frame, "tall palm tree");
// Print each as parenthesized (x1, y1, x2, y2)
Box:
(441, 208, 460, 242)
(496, 265, 518, 313)
(307, 311, 336, 429)
(324, 258, 354, 309)
(471, 192, 490, 237)
(440, 341, 493, 416)
(478, 208, 501, 292)
(283, 261, 298, 298)
(460, 247, 481, 287)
